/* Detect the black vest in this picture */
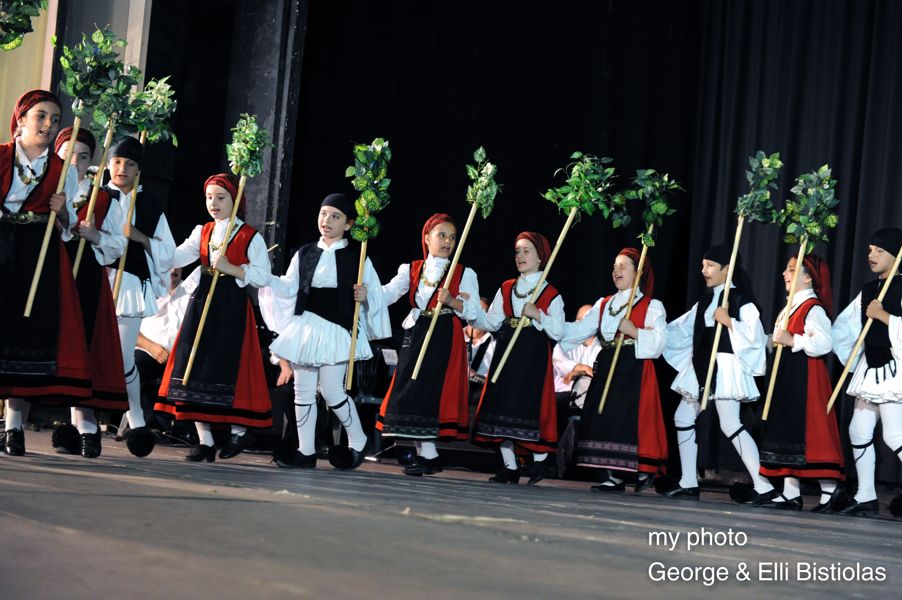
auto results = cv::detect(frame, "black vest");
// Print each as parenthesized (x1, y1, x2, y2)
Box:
(691, 287, 749, 390)
(861, 275, 902, 369)
(293, 241, 357, 331)
(122, 189, 163, 282)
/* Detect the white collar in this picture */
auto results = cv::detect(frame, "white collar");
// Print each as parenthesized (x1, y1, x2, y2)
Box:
(14, 139, 48, 169)
(425, 254, 450, 268)
(518, 271, 543, 285)
(318, 237, 348, 252)
(788, 287, 816, 307)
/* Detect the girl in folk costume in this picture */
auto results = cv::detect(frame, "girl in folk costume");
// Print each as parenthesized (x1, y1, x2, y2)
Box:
(832, 228, 902, 517)
(106, 136, 176, 457)
(377, 213, 481, 476)
(759, 254, 845, 511)
(51, 127, 128, 458)
(661, 245, 775, 502)
(478, 231, 564, 485)
(156, 174, 272, 461)
(0, 90, 90, 456)
(258, 193, 390, 470)
(542, 248, 668, 492)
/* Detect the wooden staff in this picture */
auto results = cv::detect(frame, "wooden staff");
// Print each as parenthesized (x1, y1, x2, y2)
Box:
(345, 237, 368, 390)
(598, 224, 653, 415)
(111, 129, 148, 305)
(71, 114, 117, 277)
(491, 206, 578, 384)
(24, 105, 83, 317)
(699, 215, 746, 411)
(762, 237, 808, 420)
(182, 175, 247, 385)
(826, 245, 902, 413)
(411, 201, 479, 380)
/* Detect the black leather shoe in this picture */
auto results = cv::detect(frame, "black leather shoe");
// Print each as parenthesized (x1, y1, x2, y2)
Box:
(489, 467, 520, 484)
(403, 456, 443, 476)
(749, 488, 781, 507)
(634, 474, 656, 494)
(659, 482, 700, 500)
(52, 424, 80, 455)
(219, 432, 251, 460)
(527, 456, 553, 485)
(811, 484, 846, 514)
(329, 440, 368, 471)
(80, 432, 102, 458)
(275, 450, 317, 469)
(890, 494, 902, 518)
(591, 479, 626, 493)
(837, 498, 879, 517)
(4, 427, 25, 456)
(185, 444, 216, 462)
(759, 494, 803, 510)
(124, 426, 156, 457)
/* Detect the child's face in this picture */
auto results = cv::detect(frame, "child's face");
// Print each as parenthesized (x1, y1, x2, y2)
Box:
(782, 257, 812, 293)
(868, 245, 896, 277)
(424, 221, 457, 258)
(109, 156, 140, 191)
(318, 206, 350, 240)
(612, 255, 636, 291)
(205, 184, 233, 220)
(701, 259, 728, 288)
(515, 239, 541, 275)
(57, 140, 92, 181)
(17, 101, 60, 149)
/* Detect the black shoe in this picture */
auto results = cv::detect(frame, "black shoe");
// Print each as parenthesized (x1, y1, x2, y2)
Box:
(658, 481, 700, 500)
(634, 474, 656, 494)
(527, 456, 553, 485)
(275, 450, 317, 469)
(219, 432, 252, 460)
(759, 494, 803, 510)
(403, 456, 443, 476)
(729, 482, 772, 505)
(80, 432, 102, 458)
(811, 484, 846, 514)
(4, 428, 25, 456)
(185, 444, 216, 462)
(890, 494, 902, 518)
(329, 440, 368, 471)
(52, 424, 80, 455)
(837, 498, 879, 517)
(125, 426, 156, 457)
(489, 467, 520, 484)
(591, 479, 626, 493)
(748, 488, 781, 507)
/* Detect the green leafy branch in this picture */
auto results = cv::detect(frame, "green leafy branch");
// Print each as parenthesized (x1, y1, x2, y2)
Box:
(736, 150, 783, 224)
(779, 164, 839, 253)
(122, 76, 178, 146)
(621, 169, 682, 247)
(344, 137, 391, 242)
(226, 113, 271, 178)
(544, 152, 622, 225)
(0, 0, 46, 51)
(56, 26, 141, 128)
(465, 146, 501, 219)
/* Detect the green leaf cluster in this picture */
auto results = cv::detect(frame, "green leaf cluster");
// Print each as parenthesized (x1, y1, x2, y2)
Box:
(343, 137, 391, 242)
(57, 26, 141, 129)
(121, 76, 178, 146)
(621, 169, 682, 247)
(779, 164, 839, 253)
(465, 146, 501, 219)
(0, 0, 46, 51)
(736, 150, 783, 224)
(543, 152, 620, 226)
(226, 113, 271, 178)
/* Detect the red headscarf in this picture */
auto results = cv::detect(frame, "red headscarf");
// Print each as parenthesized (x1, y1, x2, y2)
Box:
(801, 253, 832, 318)
(618, 247, 655, 296)
(204, 173, 244, 218)
(10, 89, 62, 138)
(422, 213, 456, 259)
(54, 126, 97, 158)
(515, 231, 552, 268)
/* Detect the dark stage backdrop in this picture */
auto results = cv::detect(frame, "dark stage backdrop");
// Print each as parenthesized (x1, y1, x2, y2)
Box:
(285, 0, 902, 482)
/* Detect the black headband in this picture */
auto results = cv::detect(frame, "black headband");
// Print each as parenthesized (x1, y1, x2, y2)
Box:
(321, 193, 355, 220)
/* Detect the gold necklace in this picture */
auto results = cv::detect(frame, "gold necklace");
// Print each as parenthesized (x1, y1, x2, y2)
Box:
(13, 151, 47, 186)
(513, 277, 538, 299)
(420, 262, 448, 288)
(608, 300, 629, 317)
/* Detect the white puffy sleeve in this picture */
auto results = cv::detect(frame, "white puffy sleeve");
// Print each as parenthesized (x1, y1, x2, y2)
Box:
(258, 251, 300, 335)
(792, 304, 833, 358)
(534, 294, 565, 341)
(90, 197, 126, 265)
(663, 304, 698, 372)
(832, 293, 862, 368)
(470, 288, 506, 333)
(551, 299, 603, 353)
(455, 267, 481, 321)
(236, 232, 272, 289)
(148, 213, 177, 298)
(726, 302, 766, 377)
(360, 256, 391, 341)
(635, 298, 668, 359)
(173, 225, 202, 269)
(381, 263, 411, 306)
(59, 165, 80, 242)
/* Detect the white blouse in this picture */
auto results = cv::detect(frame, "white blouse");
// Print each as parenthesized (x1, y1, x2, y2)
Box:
(5, 140, 79, 241)
(74, 178, 127, 266)
(470, 271, 565, 340)
(772, 288, 832, 357)
(381, 254, 480, 329)
(174, 218, 271, 289)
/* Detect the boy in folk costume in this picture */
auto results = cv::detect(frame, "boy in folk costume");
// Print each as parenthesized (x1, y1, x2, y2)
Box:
(50, 126, 128, 458)
(758, 254, 845, 511)
(465, 296, 495, 404)
(661, 245, 776, 502)
(106, 136, 176, 456)
(477, 231, 564, 485)
(156, 174, 272, 461)
(832, 228, 902, 516)
(377, 213, 481, 476)
(0, 90, 90, 456)
(541, 248, 668, 492)
(259, 193, 390, 469)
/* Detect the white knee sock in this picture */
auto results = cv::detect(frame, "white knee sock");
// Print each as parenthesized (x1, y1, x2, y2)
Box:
(500, 440, 517, 470)
(119, 316, 145, 428)
(195, 422, 214, 447)
(295, 403, 317, 455)
(416, 440, 439, 460)
(5, 397, 26, 430)
(674, 399, 699, 489)
(73, 407, 98, 435)
(715, 400, 773, 494)
(849, 399, 879, 502)
(533, 452, 548, 462)
(879, 402, 902, 465)
(819, 479, 837, 504)
(320, 364, 367, 452)
(781, 476, 801, 500)
(230, 425, 246, 436)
